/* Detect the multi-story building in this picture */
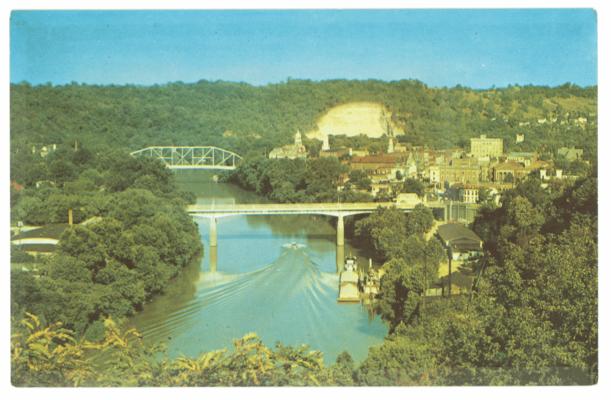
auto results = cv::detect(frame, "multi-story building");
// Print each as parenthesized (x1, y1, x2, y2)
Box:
(428, 165, 440, 185)
(493, 160, 526, 182)
(439, 158, 480, 186)
(459, 185, 480, 204)
(470, 135, 503, 158)
(492, 159, 552, 183)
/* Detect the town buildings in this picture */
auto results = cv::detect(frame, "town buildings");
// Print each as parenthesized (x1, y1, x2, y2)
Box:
(313, 131, 577, 204)
(438, 158, 481, 186)
(470, 134, 503, 158)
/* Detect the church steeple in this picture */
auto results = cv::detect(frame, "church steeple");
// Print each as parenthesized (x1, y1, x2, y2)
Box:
(322, 133, 330, 151)
(387, 136, 394, 153)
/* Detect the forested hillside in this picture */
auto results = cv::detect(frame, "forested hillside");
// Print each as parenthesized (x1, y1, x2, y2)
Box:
(11, 149, 202, 339)
(11, 80, 597, 176)
(352, 175, 597, 385)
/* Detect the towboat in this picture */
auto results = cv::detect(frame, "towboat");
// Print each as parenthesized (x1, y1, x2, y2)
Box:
(338, 256, 361, 303)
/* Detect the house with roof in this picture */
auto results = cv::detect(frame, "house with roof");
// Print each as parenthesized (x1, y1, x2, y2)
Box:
(437, 223, 483, 261)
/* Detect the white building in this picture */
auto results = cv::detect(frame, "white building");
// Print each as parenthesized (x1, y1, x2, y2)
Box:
(269, 131, 307, 160)
(470, 135, 503, 158)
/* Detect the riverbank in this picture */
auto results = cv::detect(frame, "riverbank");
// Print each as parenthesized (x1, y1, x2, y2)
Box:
(127, 170, 387, 364)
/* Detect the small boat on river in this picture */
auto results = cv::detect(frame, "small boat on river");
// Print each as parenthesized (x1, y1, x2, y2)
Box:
(362, 268, 380, 304)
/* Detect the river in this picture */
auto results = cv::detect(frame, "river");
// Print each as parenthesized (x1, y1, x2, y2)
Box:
(128, 171, 387, 364)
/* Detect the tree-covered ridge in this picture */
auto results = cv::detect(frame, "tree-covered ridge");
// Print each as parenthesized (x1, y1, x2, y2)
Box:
(10, 80, 597, 169)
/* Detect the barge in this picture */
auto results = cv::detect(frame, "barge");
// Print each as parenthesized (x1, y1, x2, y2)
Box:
(337, 256, 361, 302)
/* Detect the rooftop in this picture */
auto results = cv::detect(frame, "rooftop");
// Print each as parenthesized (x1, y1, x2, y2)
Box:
(495, 160, 525, 170)
(351, 154, 406, 164)
(437, 223, 482, 246)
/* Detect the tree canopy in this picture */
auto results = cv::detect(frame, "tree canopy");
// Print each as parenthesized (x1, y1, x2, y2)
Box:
(11, 80, 597, 174)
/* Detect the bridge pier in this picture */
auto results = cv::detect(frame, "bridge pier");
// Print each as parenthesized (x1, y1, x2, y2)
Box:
(336, 244, 345, 273)
(209, 218, 218, 272)
(210, 217, 217, 247)
(336, 215, 345, 272)
(337, 215, 344, 246)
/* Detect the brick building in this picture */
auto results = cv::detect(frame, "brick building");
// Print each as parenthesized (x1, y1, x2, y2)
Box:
(470, 135, 503, 158)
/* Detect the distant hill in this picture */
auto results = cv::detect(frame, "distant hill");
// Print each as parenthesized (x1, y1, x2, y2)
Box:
(10, 80, 597, 163)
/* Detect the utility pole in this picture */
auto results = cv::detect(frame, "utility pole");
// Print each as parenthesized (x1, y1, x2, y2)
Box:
(421, 246, 428, 323)
(448, 249, 452, 297)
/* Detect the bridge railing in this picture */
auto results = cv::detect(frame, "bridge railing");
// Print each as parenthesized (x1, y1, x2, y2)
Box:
(186, 201, 448, 216)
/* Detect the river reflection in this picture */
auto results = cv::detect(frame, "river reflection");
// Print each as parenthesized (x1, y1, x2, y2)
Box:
(128, 171, 387, 364)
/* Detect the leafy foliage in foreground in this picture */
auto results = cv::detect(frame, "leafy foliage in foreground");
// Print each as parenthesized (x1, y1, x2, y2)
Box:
(12, 313, 339, 387)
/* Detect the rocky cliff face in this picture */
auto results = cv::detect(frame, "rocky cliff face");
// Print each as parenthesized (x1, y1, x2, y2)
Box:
(305, 102, 404, 140)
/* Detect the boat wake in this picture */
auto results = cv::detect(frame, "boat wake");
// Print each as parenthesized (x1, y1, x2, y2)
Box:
(281, 242, 307, 249)
(134, 246, 386, 363)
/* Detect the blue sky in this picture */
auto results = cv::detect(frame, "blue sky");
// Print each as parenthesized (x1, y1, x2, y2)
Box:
(10, 9, 597, 88)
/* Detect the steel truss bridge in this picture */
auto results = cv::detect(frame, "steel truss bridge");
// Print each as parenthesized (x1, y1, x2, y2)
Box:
(130, 146, 242, 170)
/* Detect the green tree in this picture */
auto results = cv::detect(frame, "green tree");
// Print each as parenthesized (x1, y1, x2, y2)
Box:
(377, 258, 425, 329)
(355, 207, 408, 260)
(406, 204, 434, 237)
(58, 226, 107, 275)
(356, 327, 438, 385)
(402, 178, 425, 197)
(15, 196, 48, 225)
(349, 170, 372, 191)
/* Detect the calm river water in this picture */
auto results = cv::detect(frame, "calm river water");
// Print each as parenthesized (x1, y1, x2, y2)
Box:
(128, 171, 387, 364)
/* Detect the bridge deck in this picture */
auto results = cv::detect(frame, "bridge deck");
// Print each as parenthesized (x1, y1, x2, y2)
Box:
(186, 201, 449, 217)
